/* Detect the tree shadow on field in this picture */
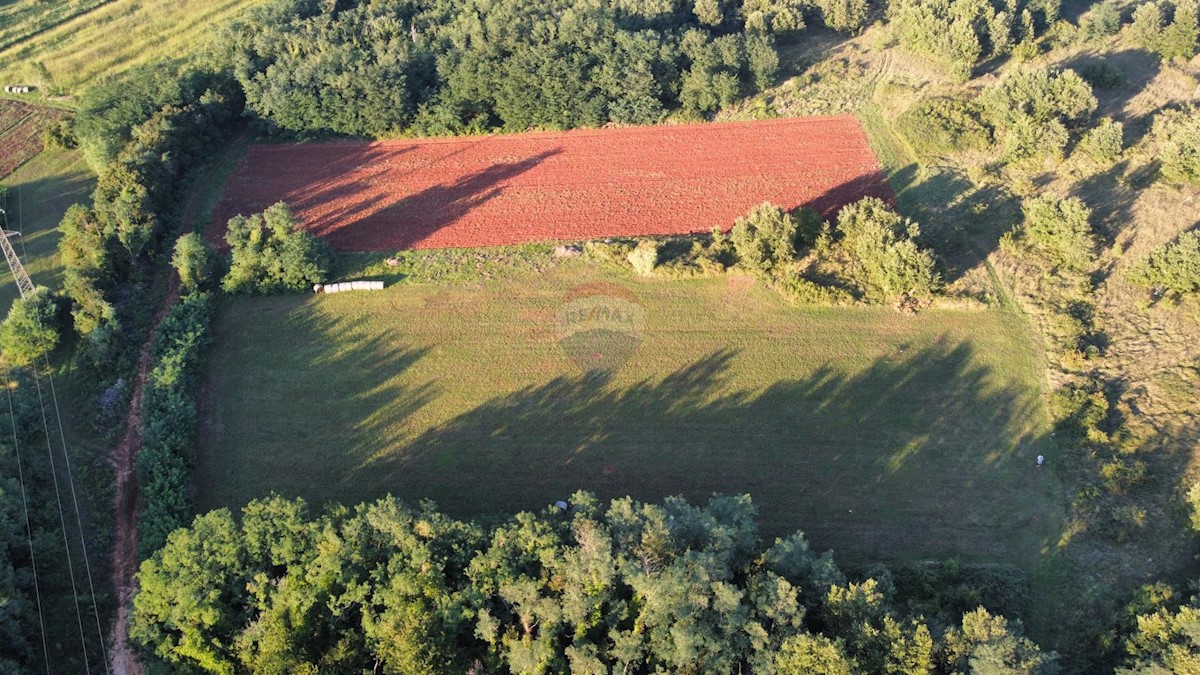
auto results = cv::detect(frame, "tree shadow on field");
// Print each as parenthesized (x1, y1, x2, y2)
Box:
(335, 336, 1063, 565)
(317, 147, 564, 251)
(194, 296, 437, 513)
(213, 139, 563, 252)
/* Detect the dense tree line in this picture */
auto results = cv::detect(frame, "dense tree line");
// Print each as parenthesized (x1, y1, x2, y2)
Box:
(136, 292, 214, 558)
(885, 0, 1060, 80)
(59, 67, 243, 366)
(0, 376, 109, 673)
(131, 492, 1057, 674)
(209, 0, 867, 137)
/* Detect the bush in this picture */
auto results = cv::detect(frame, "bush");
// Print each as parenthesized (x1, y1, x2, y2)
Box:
(137, 292, 213, 558)
(1013, 194, 1097, 272)
(834, 197, 941, 300)
(41, 119, 77, 150)
(171, 233, 215, 292)
(983, 67, 1097, 130)
(984, 67, 1095, 162)
(1158, 0, 1199, 60)
(1129, 2, 1165, 50)
(895, 98, 992, 157)
(1076, 117, 1124, 165)
(1079, 1, 1121, 42)
(0, 290, 61, 367)
(223, 202, 332, 294)
(1152, 106, 1200, 186)
(627, 240, 661, 276)
(729, 202, 799, 273)
(1129, 229, 1200, 296)
(1074, 58, 1125, 89)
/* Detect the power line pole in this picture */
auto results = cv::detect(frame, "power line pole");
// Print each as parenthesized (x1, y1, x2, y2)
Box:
(0, 208, 34, 299)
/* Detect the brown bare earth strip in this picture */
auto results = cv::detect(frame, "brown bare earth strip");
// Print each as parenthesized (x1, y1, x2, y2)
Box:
(109, 273, 177, 675)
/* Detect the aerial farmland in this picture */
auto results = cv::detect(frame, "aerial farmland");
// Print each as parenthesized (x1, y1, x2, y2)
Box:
(0, 0, 1198, 673)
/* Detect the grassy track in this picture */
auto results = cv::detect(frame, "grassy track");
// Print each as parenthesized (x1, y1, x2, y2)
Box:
(0, 0, 111, 53)
(0, 148, 94, 308)
(199, 262, 1063, 567)
(0, 0, 267, 94)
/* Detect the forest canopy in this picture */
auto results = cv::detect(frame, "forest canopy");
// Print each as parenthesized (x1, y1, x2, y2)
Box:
(210, 0, 866, 136)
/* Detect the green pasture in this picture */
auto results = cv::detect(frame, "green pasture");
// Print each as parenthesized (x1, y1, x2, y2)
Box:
(0, 0, 267, 94)
(0, 148, 94, 308)
(199, 261, 1064, 567)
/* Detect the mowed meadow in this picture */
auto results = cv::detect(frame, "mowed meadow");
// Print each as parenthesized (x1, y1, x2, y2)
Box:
(199, 260, 1063, 567)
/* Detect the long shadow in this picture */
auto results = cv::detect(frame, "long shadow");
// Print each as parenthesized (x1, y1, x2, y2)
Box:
(335, 338, 1062, 565)
(319, 148, 563, 250)
(1058, 49, 1162, 143)
(194, 296, 437, 513)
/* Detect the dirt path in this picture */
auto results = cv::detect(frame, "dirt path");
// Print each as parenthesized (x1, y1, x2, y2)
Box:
(109, 273, 178, 675)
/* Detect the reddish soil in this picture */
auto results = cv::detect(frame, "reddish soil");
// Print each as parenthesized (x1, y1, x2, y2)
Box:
(212, 116, 891, 251)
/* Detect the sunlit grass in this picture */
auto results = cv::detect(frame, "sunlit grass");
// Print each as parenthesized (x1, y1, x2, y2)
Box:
(0, 0, 268, 94)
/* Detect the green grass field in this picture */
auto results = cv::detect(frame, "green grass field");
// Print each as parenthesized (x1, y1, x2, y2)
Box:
(0, 0, 266, 94)
(0, 0, 110, 53)
(199, 260, 1064, 567)
(0, 148, 94, 308)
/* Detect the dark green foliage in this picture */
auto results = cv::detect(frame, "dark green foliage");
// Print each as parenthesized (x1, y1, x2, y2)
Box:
(1129, 229, 1200, 297)
(60, 68, 242, 342)
(1152, 105, 1200, 186)
(729, 202, 800, 272)
(171, 233, 216, 292)
(130, 492, 1054, 673)
(75, 62, 241, 170)
(834, 197, 941, 300)
(885, 0, 1056, 80)
(0, 289, 60, 367)
(222, 202, 332, 294)
(1158, 0, 1199, 60)
(1129, 2, 1164, 51)
(1076, 117, 1124, 165)
(1009, 194, 1097, 272)
(983, 67, 1097, 161)
(894, 97, 992, 157)
(136, 292, 214, 558)
(1075, 58, 1125, 89)
(1079, 1, 1120, 42)
(41, 119, 77, 150)
(213, 0, 829, 136)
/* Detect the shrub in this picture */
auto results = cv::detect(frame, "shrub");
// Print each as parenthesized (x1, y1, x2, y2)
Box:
(1075, 58, 1125, 89)
(1013, 194, 1097, 272)
(774, 273, 853, 305)
(223, 202, 332, 294)
(1129, 2, 1165, 50)
(835, 197, 941, 300)
(984, 67, 1095, 162)
(729, 202, 799, 273)
(0, 289, 61, 367)
(1079, 1, 1121, 42)
(895, 98, 992, 157)
(42, 119, 77, 150)
(627, 240, 661, 276)
(1158, 0, 1199, 60)
(137, 292, 213, 558)
(1076, 118, 1124, 165)
(813, 0, 870, 33)
(171, 233, 215, 292)
(1129, 229, 1200, 296)
(983, 67, 1097, 130)
(1152, 106, 1200, 186)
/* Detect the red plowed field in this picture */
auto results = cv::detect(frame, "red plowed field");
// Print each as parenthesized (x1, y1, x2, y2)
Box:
(213, 116, 891, 251)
